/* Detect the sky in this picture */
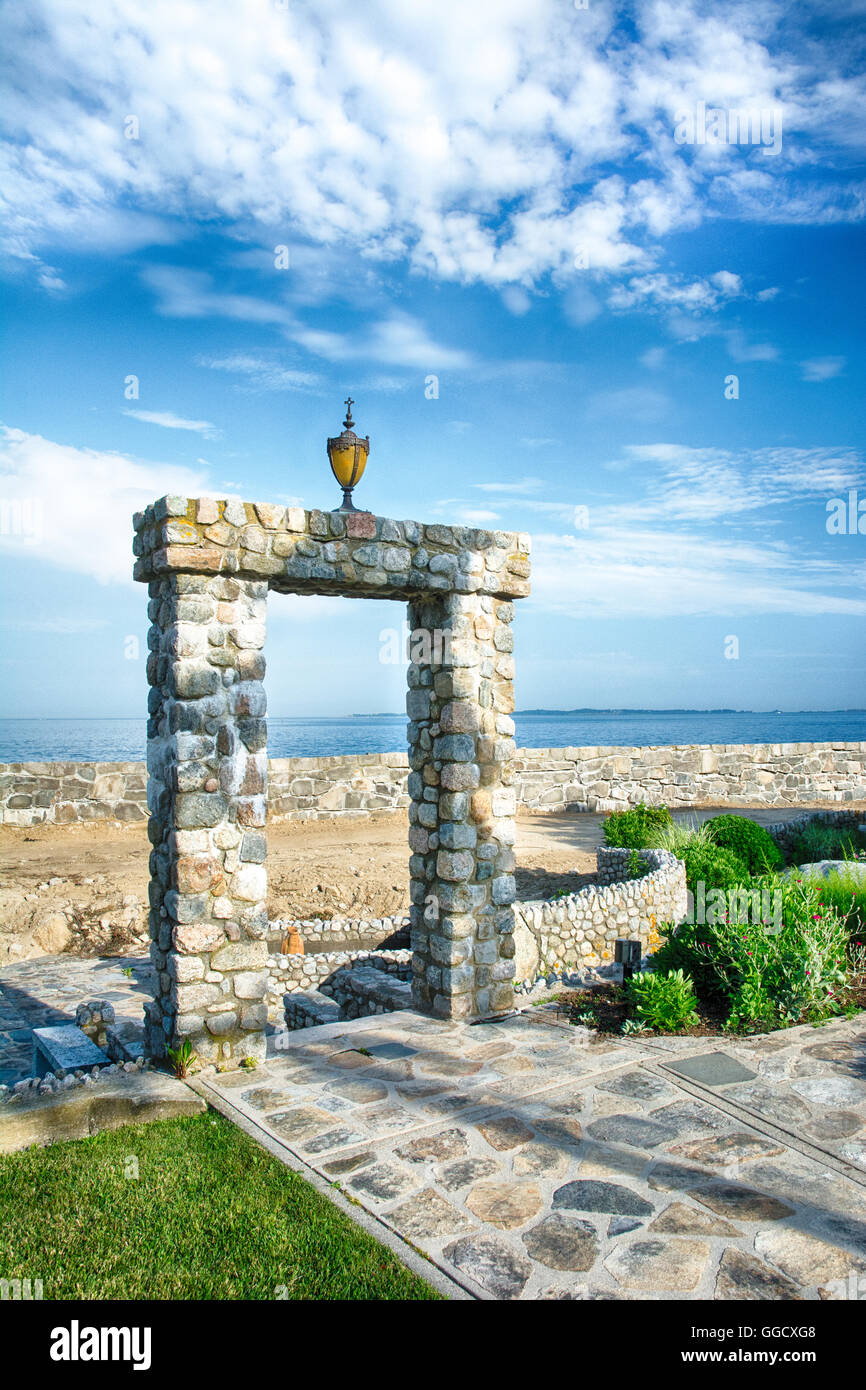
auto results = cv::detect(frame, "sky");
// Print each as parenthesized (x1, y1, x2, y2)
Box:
(0, 0, 864, 719)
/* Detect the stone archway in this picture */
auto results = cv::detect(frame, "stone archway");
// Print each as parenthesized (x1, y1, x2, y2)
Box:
(133, 496, 531, 1063)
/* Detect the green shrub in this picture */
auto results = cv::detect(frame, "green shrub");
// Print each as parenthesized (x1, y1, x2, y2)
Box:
(603, 802, 672, 849)
(651, 817, 714, 857)
(626, 848, 648, 879)
(651, 920, 726, 997)
(704, 814, 784, 874)
(680, 841, 749, 895)
(651, 875, 850, 1030)
(625, 968, 700, 1033)
(788, 819, 861, 865)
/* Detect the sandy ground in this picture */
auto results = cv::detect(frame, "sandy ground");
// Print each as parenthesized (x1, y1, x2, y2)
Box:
(0, 812, 599, 965)
(0, 803, 838, 967)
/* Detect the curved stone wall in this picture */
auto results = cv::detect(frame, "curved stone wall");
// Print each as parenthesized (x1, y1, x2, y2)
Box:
(511, 847, 687, 985)
(765, 808, 864, 856)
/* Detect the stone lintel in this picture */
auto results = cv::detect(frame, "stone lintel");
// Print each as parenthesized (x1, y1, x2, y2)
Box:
(132, 497, 531, 601)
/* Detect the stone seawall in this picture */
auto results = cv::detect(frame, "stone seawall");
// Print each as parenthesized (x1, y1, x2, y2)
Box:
(1, 741, 864, 827)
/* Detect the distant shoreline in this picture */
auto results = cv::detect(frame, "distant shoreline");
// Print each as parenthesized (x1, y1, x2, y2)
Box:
(2, 708, 864, 723)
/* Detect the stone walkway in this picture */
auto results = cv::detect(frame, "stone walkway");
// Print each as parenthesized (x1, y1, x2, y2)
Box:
(3, 953, 866, 1300)
(201, 1006, 866, 1300)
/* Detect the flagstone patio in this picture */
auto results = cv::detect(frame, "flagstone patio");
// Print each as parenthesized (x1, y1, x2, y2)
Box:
(199, 1003, 866, 1300)
(3, 952, 866, 1300)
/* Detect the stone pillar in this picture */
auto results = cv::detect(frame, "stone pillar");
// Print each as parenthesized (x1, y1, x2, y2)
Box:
(144, 572, 270, 1064)
(406, 592, 517, 1018)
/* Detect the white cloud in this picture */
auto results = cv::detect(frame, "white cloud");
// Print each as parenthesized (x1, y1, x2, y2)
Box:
(530, 527, 866, 620)
(457, 508, 500, 523)
(1, 0, 862, 291)
(800, 356, 846, 382)
(474, 440, 866, 619)
(198, 355, 322, 392)
(143, 266, 293, 327)
(724, 330, 778, 362)
(640, 346, 667, 370)
(612, 443, 864, 523)
(0, 425, 209, 584)
(146, 267, 472, 369)
(123, 409, 220, 437)
(472, 476, 545, 493)
(562, 282, 602, 327)
(608, 271, 746, 314)
(501, 285, 531, 315)
(292, 311, 474, 370)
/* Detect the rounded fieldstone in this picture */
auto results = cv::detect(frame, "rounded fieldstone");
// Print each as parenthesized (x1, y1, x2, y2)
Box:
(605, 1237, 709, 1292)
(513, 1142, 569, 1178)
(387, 1188, 474, 1241)
(477, 1116, 535, 1151)
(395, 1128, 470, 1163)
(437, 1158, 501, 1191)
(791, 1077, 866, 1107)
(715, 1248, 803, 1300)
(648, 1201, 740, 1237)
(692, 1183, 794, 1223)
(586, 1113, 677, 1150)
(466, 1180, 544, 1230)
(444, 1234, 533, 1300)
(669, 1132, 784, 1167)
(348, 1162, 420, 1203)
(552, 1181, 654, 1218)
(597, 1071, 674, 1102)
(754, 1227, 866, 1286)
(803, 1112, 863, 1142)
(522, 1213, 599, 1272)
(323, 1073, 389, 1106)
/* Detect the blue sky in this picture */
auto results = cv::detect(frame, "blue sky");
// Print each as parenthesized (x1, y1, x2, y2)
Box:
(1, 0, 864, 718)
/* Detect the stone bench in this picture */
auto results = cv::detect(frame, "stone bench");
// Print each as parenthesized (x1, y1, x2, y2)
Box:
(32, 1025, 110, 1078)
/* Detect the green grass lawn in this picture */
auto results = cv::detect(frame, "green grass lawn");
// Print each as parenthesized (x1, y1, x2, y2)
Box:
(0, 1110, 441, 1300)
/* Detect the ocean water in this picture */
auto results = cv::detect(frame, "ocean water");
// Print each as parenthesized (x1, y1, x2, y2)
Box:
(0, 710, 863, 764)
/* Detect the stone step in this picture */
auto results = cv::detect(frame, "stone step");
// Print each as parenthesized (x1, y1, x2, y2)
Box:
(328, 964, 412, 1018)
(284, 990, 343, 1030)
(32, 1025, 110, 1079)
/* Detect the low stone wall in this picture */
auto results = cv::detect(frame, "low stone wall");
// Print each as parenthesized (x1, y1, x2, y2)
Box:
(265, 943, 411, 1020)
(279, 949, 413, 1028)
(268, 753, 410, 820)
(1, 741, 864, 826)
(326, 958, 413, 1020)
(764, 808, 864, 857)
(0, 762, 148, 825)
(267, 913, 409, 953)
(511, 847, 687, 986)
(513, 742, 866, 812)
